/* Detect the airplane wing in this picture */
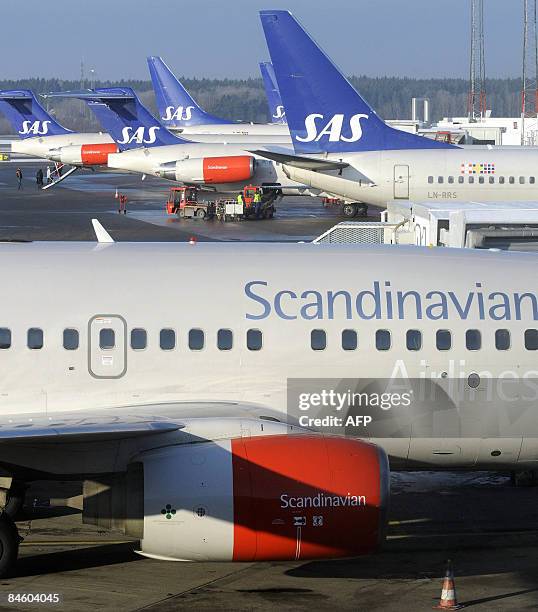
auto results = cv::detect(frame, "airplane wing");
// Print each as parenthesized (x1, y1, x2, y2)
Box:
(0, 411, 184, 444)
(0, 401, 294, 445)
(250, 149, 349, 171)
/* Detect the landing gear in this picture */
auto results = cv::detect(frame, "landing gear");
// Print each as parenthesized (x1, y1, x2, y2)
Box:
(0, 514, 19, 578)
(342, 203, 368, 218)
(4, 482, 26, 519)
(342, 203, 357, 218)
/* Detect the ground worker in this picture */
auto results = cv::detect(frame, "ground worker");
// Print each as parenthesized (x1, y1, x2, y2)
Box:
(15, 168, 22, 190)
(118, 194, 128, 214)
(253, 190, 262, 218)
(46, 166, 52, 184)
(237, 192, 243, 208)
(36, 168, 44, 189)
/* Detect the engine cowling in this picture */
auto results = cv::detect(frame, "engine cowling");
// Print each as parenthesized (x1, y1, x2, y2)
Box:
(137, 435, 389, 562)
(48, 143, 118, 166)
(156, 155, 255, 184)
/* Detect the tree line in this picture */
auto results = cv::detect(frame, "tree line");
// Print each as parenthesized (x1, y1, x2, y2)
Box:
(0, 76, 524, 133)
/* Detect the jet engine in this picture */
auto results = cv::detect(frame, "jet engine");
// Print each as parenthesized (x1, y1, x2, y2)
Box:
(133, 434, 389, 562)
(48, 143, 118, 166)
(156, 155, 255, 184)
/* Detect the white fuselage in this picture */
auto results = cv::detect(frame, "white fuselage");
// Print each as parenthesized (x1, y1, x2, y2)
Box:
(11, 132, 113, 160)
(285, 147, 538, 205)
(0, 241, 536, 471)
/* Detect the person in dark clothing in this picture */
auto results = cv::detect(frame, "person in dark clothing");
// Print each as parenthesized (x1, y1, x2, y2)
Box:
(15, 168, 22, 190)
(36, 168, 44, 189)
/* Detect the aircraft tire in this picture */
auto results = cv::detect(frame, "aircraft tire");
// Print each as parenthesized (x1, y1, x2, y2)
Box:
(4, 482, 25, 519)
(342, 203, 358, 218)
(0, 514, 19, 578)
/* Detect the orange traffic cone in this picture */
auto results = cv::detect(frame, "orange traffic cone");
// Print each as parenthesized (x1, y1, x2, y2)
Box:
(188, 236, 197, 245)
(434, 560, 463, 609)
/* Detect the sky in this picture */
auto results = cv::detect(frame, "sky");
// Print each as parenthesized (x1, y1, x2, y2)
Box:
(1, 0, 524, 81)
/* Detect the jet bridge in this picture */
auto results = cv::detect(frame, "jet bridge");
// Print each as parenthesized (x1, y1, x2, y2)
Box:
(314, 201, 538, 252)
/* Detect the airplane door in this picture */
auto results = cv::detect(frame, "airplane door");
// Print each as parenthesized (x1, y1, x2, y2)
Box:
(88, 315, 127, 379)
(393, 165, 409, 199)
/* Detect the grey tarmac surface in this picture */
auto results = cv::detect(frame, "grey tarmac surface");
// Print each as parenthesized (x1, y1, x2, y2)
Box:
(0, 163, 356, 242)
(0, 160, 537, 611)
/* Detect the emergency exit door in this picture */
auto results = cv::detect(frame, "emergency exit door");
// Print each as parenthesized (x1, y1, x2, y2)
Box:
(393, 165, 410, 199)
(88, 315, 127, 378)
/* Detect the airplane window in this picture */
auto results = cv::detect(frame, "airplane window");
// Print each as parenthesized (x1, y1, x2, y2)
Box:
(478, 176, 484, 184)
(509, 176, 515, 184)
(160, 328, 175, 350)
(428, 176, 434, 184)
(376, 329, 391, 351)
(217, 328, 233, 350)
(63, 328, 79, 350)
(525, 329, 538, 350)
(466, 329, 481, 350)
(436, 329, 451, 351)
(247, 329, 263, 351)
(311, 329, 326, 351)
(438, 176, 444, 184)
(499, 176, 505, 184)
(519, 176, 525, 184)
(530, 177, 536, 184)
(99, 328, 115, 350)
(458, 176, 464, 184)
(341, 329, 357, 350)
(448, 176, 454, 184)
(495, 329, 511, 350)
(406, 329, 422, 351)
(130, 328, 147, 350)
(28, 328, 43, 350)
(468, 176, 474, 184)
(489, 176, 495, 184)
(189, 328, 204, 351)
(0, 328, 11, 349)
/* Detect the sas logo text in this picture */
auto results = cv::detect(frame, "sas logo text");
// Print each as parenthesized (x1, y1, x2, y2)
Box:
(117, 126, 160, 145)
(272, 105, 286, 120)
(162, 105, 195, 122)
(18, 120, 51, 136)
(296, 113, 369, 143)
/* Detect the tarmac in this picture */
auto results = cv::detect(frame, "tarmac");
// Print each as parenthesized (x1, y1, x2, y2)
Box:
(0, 160, 537, 611)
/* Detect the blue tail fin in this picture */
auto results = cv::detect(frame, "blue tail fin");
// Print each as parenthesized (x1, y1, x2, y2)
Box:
(0, 90, 71, 139)
(46, 88, 183, 150)
(260, 10, 455, 154)
(259, 62, 286, 124)
(147, 56, 231, 128)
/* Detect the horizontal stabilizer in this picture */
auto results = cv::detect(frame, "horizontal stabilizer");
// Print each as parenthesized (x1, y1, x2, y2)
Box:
(47, 88, 183, 150)
(0, 89, 71, 139)
(250, 149, 348, 171)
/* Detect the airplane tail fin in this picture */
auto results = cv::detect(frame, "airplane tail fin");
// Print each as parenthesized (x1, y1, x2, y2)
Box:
(0, 90, 71, 139)
(147, 56, 231, 128)
(46, 88, 183, 150)
(259, 61, 286, 124)
(260, 10, 455, 153)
